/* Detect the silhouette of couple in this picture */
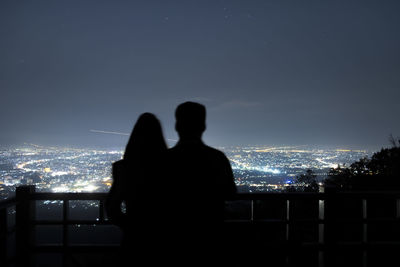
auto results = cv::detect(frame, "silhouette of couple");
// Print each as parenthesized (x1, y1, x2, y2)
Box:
(106, 102, 237, 266)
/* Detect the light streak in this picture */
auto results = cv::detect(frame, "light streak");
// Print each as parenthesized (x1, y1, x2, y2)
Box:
(90, 130, 129, 136)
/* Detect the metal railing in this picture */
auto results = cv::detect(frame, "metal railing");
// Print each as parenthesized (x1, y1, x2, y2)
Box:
(0, 186, 118, 267)
(1, 186, 400, 267)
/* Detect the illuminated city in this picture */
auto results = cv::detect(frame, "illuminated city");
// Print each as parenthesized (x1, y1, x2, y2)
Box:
(0, 144, 372, 200)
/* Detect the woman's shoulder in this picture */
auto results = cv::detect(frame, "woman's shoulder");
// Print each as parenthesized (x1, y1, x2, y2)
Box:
(112, 160, 131, 181)
(112, 159, 126, 169)
(112, 159, 143, 179)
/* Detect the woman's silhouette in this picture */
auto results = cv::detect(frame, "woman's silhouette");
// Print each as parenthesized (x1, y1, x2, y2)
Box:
(106, 113, 167, 265)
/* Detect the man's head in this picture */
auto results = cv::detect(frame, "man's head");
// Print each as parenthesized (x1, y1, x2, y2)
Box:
(175, 102, 206, 139)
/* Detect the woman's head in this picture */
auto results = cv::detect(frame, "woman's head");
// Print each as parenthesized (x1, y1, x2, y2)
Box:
(124, 113, 167, 160)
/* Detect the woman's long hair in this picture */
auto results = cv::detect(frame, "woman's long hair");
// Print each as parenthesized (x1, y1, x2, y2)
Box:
(123, 113, 167, 161)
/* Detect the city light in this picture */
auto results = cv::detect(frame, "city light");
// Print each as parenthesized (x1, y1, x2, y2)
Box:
(52, 186, 69, 193)
(0, 145, 372, 199)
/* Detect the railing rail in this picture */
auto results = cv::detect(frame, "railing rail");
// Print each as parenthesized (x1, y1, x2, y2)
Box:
(2, 186, 400, 266)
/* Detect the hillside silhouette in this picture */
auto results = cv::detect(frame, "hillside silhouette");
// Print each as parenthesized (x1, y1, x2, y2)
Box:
(325, 138, 400, 191)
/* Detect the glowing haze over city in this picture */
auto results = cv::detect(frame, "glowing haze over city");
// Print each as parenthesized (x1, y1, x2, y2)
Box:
(0, 144, 372, 200)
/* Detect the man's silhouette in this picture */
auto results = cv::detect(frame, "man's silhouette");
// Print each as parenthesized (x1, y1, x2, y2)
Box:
(163, 101, 237, 264)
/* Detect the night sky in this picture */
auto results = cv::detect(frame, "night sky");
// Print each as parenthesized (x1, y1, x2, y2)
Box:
(1, 0, 399, 149)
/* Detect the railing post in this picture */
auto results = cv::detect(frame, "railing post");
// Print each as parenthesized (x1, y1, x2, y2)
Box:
(62, 199, 69, 267)
(99, 200, 105, 221)
(323, 186, 335, 267)
(16, 185, 36, 267)
(0, 207, 7, 266)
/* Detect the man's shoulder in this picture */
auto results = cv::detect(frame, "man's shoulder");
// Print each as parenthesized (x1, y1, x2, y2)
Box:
(202, 144, 227, 158)
(169, 142, 228, 161)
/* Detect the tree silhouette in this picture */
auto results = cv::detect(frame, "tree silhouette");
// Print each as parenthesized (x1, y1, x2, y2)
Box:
(324, 139, 400, 191)
(389, 134, 400, 148)
(287, 169, 319, 192)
